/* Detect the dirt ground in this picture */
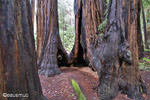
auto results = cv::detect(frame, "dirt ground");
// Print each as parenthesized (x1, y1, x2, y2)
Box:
(39, 67, 150, 100)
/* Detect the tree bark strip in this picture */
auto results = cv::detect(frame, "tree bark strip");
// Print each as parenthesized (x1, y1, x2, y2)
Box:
(37, 0, 45, 63)
(32, 0, 35, 26)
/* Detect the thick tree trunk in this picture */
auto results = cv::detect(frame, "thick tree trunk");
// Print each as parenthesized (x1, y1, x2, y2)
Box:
(69, 0, 87, 66)
(137, 0, 144, 58)
(0, 0, 46, 100)
(71, 0, 128, 99)
(72, 0, 147, 99)
(142, 1, 149, 49)
(38, 0, 69, 77)
(69, 0, 104, 66)
(118, 0, 147, 99)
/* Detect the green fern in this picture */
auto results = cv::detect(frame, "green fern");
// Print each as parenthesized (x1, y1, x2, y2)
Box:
(71, 79, 86, 100)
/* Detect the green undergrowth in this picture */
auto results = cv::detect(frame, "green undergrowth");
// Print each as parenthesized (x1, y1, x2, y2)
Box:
(139, 57, 150, 71)
(71, 79, 86, 100)
(144, 49, 150, 52)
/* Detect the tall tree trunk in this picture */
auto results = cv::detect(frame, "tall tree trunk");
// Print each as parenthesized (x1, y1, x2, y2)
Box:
(38, 0, 68, 77)
(37, 0, 45, 63)
(69, 0, 104, 66)
(0, 0, 46, 100)
(72, 0, 147, 99)
(142, 0, 149, 49)
(137, 0, 144, 58)
(118, 0, 147, 99)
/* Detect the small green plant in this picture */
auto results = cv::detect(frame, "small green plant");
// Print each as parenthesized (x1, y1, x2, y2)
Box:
(143, 57, 150, 62)
(139, 63, 145, 70)
(98, 18, 107, 33)
(99, 33, 104, 39)
(71, 79, 86, 100)
(144, 49, 150, 52)
(139, 57, 150, 71)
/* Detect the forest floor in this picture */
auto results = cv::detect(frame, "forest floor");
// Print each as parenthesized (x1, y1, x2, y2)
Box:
(39, 48, 150, 100)
(39, 67, 150, 100)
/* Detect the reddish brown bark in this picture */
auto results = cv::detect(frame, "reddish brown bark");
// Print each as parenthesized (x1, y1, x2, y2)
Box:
(118, 0, 147, 99)
(38, 0, 69, 77)
(0, 0, 46, 100)
(69, 0, 104, 66)
(32, 0, 35, 26)
(70, 0, 130, 99)
(37, 0, 45, 63)
(72, 0, 147, 99)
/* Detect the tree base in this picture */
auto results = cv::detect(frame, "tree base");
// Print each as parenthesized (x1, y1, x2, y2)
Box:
(121, 83, 147, 100)
(98, 74, 119, 100)
(39, 64, 61, 77)
(40, 95, 48, 100)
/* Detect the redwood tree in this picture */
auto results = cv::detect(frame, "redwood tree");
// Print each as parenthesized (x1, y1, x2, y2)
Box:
(0, 0, 46, 100)
(142, 0, 149, 49)
(137, 0, 144, 58)
(118, 0, 147, 99)
(69, 0, 105, 66)
(72, 0, 147, 99)
(37, 0, 69, 77)
(36, 0, 147, 99)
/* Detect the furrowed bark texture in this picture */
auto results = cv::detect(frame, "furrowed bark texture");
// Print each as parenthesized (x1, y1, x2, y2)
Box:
(32, 0, 35, 26)
(137, 0, 144, 58)
(73, 0, 147, 99)
(69, 0, 104, 66)
(37, 0, 44, 62)
(72, 0, 129, 99)
(0, 0, 46, 100)
(38, 0, 68, 77)
(118, 0, 147, 99)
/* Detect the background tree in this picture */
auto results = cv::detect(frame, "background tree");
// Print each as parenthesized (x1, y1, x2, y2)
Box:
(137, 0, 144, 58)
(37, 0, 69, 77)
(142, 0, 149, 49)
(69, 0, 105, 66)
(141, 0, 150, 49)
(0, 0, 46, 100)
